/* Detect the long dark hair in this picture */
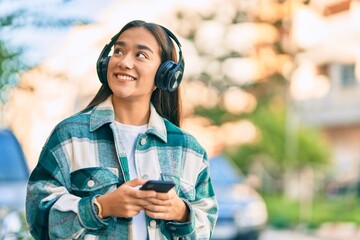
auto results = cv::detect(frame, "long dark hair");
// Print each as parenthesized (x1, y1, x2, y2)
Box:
(83, 20, 182, 127)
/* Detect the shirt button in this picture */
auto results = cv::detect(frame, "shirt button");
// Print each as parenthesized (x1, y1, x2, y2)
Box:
(170, 226, 176, 231)
(150, 220, 156, 228)
(87, 180, 95, 187)
(140, 138, 147, 146)
(142, 174, 149, 180)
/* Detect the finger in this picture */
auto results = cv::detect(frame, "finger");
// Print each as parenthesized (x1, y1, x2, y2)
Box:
(126, 177, 147, 187)
(144, 208, 170, 220)
(153, 189, 175, 200)
(144, 209, 159, 219)
(119, 201, 149, 217)
(145, 197, 170, 207)
(144, 201, 170, 212)
(136, 189, 157, 198)
(132, 198, 154, 207)
(127, 204, 144, 212)
(122, 208, 143, 218)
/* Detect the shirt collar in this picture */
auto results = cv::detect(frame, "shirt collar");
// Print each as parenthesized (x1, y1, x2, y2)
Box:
(89, 96, 167, 142)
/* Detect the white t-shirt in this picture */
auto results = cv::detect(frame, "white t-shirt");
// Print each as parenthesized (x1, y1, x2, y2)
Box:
(116, 122, 148, 240)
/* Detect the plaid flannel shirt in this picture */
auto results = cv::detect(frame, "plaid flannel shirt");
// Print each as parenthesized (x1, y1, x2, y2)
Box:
(26, 96, 218, 240)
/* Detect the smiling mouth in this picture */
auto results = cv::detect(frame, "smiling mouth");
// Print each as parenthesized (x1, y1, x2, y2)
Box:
(115, 74, 136, 81)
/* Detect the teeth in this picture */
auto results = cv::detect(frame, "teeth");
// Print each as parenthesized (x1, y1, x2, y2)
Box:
(116, 74, 135, 81)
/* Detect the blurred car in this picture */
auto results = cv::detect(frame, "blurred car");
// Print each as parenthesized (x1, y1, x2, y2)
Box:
(0, 128, 31, 239)
(210, 154, 268, 240)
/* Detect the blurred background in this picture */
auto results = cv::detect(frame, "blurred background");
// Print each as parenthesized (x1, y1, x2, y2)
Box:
(1, 0, 360, 239)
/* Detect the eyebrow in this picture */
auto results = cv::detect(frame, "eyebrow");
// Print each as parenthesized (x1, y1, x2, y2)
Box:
(115, 41, 154, 54)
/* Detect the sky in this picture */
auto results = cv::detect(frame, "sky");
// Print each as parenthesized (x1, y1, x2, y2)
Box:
(0, 0, 211, 69)
(0, 0, 112, 65)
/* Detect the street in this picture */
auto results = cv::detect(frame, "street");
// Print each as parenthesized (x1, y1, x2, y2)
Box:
(260, 223, 360, 240)
(260, 228, 322, 240)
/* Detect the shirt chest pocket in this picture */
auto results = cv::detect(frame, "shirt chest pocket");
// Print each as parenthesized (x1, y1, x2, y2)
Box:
(70, 167, 120, 198)
(162, 175, 196, 201)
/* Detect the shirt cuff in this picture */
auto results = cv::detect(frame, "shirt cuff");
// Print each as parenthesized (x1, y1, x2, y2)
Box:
(165, 198, 195, 237)
(78, 195, 109, 230)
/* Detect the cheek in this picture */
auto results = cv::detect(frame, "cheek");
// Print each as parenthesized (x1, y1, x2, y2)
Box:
(145, 66, 160, 85)
(106, 58, 115, 77)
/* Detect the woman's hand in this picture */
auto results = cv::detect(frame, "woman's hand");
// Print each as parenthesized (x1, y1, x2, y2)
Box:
(97, 178, 156, 218)
(143, 189, 189, 222)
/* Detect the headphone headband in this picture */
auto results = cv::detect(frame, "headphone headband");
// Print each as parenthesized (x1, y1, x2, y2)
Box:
(96, 25, 185, 92)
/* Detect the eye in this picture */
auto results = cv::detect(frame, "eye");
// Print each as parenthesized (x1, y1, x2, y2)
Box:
(113, 47, 124, 55)
(136, 52, 147, 59)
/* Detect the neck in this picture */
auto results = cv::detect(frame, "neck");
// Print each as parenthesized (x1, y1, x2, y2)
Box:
(111, 96, 151, 126)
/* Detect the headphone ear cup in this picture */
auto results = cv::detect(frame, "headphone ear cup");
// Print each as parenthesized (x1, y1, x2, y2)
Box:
(155, 60, 184, 92)
(155, 60, 176, 91)
(97, 56, 110, 84)
(168, 58, 184, 92)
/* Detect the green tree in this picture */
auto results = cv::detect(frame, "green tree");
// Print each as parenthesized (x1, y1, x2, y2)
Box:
(0, 41, 26, 105)
(0, 0, 91, 119)
(226, 102, 330, 172)
(171, 1, 331, 190)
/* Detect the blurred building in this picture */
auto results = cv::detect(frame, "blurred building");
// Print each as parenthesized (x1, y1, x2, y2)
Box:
(290, 0, 360, 188)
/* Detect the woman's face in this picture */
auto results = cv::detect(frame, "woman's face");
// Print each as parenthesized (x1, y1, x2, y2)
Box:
(107, 27, 162, 102)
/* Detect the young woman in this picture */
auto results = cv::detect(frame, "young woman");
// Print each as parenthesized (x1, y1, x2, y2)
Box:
(26, 20, 218, 240)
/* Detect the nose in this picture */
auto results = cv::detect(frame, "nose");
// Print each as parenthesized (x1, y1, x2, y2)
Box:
(118, 54, 134, 70)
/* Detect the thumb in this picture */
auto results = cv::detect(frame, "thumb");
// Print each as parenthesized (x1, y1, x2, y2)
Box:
(126, 177, 147, 187)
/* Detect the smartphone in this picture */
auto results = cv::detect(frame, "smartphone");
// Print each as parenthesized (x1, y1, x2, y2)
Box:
(140, 180, 175, 193)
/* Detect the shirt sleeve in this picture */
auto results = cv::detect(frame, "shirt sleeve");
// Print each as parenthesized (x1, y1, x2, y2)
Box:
(26, 146, 108, 240)
(166, 157, 219, 240)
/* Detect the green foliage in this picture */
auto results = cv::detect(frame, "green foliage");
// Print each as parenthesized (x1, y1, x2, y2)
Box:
(195, 106, 248, 126)
(310, 195, 360, 229)
(0, 42, 27, 104)
(194, 90, 331, 206)
(225, 145, 261, 175)
(0, 0, 91, 29)
(0, 0, 92, 105)
(196, 100, 330, 174)
(225, 102, 330, 173)
(296, 126, 331, 168)
(250, 104, 288, 166)
(263, 194, 300, 229)
(264, 194, 360, 229)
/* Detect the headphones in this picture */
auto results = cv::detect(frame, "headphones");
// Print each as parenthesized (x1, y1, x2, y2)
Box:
(96, 26, 185, 92)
